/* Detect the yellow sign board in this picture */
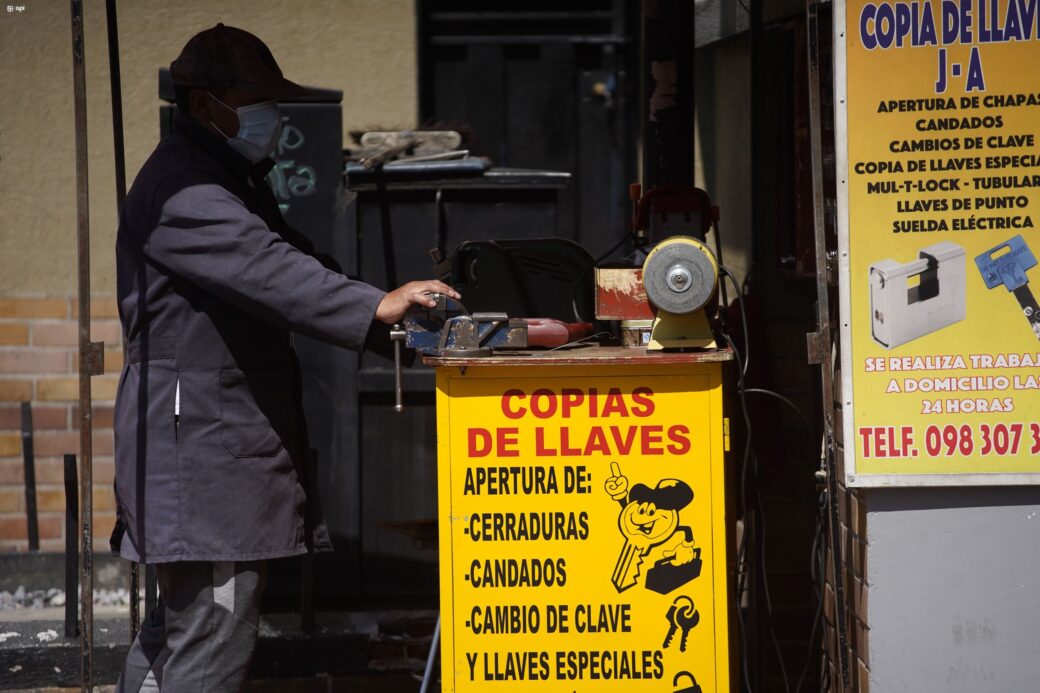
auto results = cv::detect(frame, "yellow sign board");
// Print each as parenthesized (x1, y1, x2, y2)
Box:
(435, 363, 729, 692)
(837, 0, 1040, 484)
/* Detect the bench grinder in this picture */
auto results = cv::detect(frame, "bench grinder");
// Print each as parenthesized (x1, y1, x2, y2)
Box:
(642, 236, 719, 350)
(597, 235, 719, 351)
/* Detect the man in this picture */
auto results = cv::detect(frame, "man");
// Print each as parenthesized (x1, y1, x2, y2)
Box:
(112, 24, 457, 691)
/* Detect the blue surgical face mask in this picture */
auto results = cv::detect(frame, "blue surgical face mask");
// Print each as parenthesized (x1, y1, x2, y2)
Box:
(208, 92, 282, 163)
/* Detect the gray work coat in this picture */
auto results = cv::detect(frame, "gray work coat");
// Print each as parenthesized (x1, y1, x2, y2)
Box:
(112, 114, 385, 563)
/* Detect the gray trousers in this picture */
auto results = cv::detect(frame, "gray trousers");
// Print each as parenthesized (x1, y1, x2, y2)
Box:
(117, 561, 267, 693)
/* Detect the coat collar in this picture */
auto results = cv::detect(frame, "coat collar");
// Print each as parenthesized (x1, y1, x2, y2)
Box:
(173, 112, 276, 182)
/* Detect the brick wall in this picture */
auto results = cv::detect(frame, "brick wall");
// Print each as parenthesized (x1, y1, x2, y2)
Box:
(822, 373, 870, 692)
(821, 478, 869, 691)
(0, 294, 122, 552)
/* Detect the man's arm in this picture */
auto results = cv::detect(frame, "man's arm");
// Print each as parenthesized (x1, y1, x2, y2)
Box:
(144, 178, 449, 349)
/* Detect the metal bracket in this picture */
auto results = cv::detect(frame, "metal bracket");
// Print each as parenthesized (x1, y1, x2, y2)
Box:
(390, 325, 406, 412)
(825, 249, 839, 286)
(82, 341, 105, 376)
(806, 331, 827, 365)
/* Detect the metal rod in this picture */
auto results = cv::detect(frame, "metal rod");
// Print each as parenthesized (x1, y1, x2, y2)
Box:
(70, 1, 95, 689)
(20, 402, 38, 551)
(145, 565, 157, 616)
(128, 562, 140, 640)
(64, 454, 80, 639)
(393, 327, 404, 413)
(102, 0, 140, 643)
(805, 0, 852, 688)
(420, 616, 441, 693)
(105, 0, 127, 209)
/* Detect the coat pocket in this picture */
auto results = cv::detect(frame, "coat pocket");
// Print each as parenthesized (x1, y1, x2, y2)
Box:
(219, 368, 299, 458)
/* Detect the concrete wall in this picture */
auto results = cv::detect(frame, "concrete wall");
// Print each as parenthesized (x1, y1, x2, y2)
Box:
(866, 487, 1040, 692)
(0, 0, 416, 551)
(694, 36, 753, 287)
(0, 0, 416, 296)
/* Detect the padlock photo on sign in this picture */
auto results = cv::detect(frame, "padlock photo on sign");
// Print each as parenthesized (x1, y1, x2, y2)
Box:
(672, 670, 703, 693)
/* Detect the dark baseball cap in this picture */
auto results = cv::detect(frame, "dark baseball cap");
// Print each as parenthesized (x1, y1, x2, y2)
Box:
(170, 23, 311, 99)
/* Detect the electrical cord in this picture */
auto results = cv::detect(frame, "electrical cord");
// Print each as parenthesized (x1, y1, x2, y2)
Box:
(546, 331, 612, 352)
(723, 330, 756, 693)
(721, 263, 822, 693)
(720, 265, 751, 379)
(753, 459, 792, 689)
(794, 491, 827, 693)
(744, 386, 825, 693)
(743, 388, 825, 693)
(742, 388, 814, 438)
(730, 364, 805, 693)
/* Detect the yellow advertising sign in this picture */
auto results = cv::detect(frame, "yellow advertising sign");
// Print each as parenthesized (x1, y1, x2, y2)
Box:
(435, 364, 729, 692)
(837, 0, 1040, 484)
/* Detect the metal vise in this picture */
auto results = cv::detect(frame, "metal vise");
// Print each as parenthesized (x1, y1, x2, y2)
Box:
(389, 294, 527, 410)
(403, 296, 527, 357)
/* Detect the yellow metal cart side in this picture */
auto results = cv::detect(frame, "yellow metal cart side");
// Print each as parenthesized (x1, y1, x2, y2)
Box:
(430, 348, 732, 693)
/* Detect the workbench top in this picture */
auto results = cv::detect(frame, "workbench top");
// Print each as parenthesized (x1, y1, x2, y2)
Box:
(422, 344, 733, 367)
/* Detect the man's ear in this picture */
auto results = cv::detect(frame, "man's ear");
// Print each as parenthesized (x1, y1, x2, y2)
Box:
(188, 88, 211, 122)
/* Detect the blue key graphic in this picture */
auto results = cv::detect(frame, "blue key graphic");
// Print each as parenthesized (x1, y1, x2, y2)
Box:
(976, 235, 1040, 339)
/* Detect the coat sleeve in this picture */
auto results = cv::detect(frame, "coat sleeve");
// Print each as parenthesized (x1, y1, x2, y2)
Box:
(144, 177, 386, 351)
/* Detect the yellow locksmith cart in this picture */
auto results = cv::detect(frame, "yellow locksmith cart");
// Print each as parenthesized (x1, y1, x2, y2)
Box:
(428, 347, 731, 693)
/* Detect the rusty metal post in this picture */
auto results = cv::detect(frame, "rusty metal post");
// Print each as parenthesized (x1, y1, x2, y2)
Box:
(640, 0, 695, 189)
(64, 454, 80, 639)
(70, 1, 104, 689)
(102, 0, 141, 642)
(804, 0, 852, 689)
(20, 402, 39, 551)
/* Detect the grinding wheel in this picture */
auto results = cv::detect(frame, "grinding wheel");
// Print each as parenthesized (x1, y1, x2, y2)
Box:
(643, 237, 718, 314)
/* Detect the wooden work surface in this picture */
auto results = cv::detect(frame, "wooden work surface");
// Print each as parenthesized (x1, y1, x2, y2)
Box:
(422, 344, 733, 367)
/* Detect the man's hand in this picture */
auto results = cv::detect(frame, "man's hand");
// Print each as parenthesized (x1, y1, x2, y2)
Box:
(375, 280, 460, 325)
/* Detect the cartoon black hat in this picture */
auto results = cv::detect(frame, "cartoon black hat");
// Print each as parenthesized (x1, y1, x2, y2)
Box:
(628, 479, 693, 510)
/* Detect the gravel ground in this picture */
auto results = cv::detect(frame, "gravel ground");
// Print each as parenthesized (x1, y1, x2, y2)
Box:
(0, 587, 133, 612)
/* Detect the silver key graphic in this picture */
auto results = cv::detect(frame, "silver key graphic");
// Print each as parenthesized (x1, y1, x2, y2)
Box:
(675, 599, 700, 652)
(662, 596, 699, 652)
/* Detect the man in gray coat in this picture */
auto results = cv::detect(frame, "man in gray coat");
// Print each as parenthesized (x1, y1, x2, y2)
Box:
(112, 24, 457, 691)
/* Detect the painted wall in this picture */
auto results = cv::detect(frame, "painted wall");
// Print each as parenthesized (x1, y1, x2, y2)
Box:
(0, 0, 417, 295)
(866, 487, 1040, 692)
(694, 36, 753, 287)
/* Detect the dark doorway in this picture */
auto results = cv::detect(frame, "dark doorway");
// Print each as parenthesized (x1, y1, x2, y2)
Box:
(417, 0, 641, 258)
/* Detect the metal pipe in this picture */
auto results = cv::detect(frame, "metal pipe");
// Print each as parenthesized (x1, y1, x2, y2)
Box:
(70, 1, 102, 689)
(392, 324, 404, 413)
(805, 0, 852, 689)
(640, 0, 695, 189)
(145, 565, 157, 616)
(20, 402, 38, 551)
(420, 616, 441, 693)
(64, 454, 80, 639)
(102, 0, 141, 643)
(105, 0, 127, 208)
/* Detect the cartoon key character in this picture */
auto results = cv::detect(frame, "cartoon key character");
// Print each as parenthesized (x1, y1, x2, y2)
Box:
(604, 461, 699, 594)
